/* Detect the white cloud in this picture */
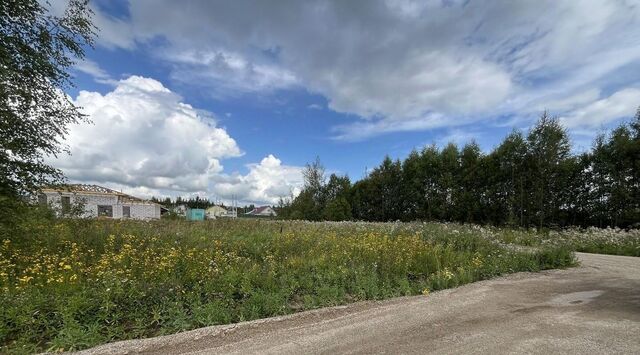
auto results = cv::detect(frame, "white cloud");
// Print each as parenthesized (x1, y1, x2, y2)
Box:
(332, 112, 451, 141)
(91, 0, 640, 138)
(91, 7, 137, 49)
(210, 155, 303, 205)
(535, 89, 602, 113)
(164, 48, 298, 97)
(559, 88, 640, 129)
(51, 75, 241, 194)
(435, 128, 483, 148)
(319, 51, 512, 120)
(74, 59, 116, 85)
(49, 75, 303, 204)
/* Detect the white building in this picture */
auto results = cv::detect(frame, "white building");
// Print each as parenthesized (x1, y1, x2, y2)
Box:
(40, 184, 162, 220)
(206, 205, 228, 219)
(245, 206, 277, 217)
(173, 204, 188, 216)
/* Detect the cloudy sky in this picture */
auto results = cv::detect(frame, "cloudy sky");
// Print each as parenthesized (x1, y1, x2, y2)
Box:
(52, 0, 640, 205)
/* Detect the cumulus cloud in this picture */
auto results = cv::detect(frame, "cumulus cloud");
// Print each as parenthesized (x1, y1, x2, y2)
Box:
(49, 75, 303, 204)
(50, 75, 242, 194)
(91, 0, 640, 138)
(211, 155, 304, 205)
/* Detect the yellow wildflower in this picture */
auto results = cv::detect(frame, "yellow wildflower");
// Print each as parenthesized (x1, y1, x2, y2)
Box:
(18, 276, 33, 283)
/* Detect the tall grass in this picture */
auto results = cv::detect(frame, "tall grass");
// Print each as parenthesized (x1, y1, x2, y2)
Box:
(0, 218, 575, 353)
(485, 226, 640, 257)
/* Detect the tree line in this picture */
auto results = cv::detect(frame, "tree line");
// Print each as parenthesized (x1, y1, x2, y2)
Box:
(151, 196, 222, 210)
(279, 111, 640, 229)
(149, 196, 259, 214)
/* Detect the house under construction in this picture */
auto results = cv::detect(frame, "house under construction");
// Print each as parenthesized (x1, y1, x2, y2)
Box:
(39, 184, 162, 220)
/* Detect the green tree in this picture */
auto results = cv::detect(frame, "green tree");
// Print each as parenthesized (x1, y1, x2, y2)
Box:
(486, 130, 528, 226)
(350, 179, 373, 221)
(367, 156, 403, 221)
(288, 110, 638, 228)
(590, 119, 639, 227)
(289, 157, 326, 220)
(566, 151, 595, 226)
(1, 0, 95, 199)
(456, 141, 483, 223)
(526, 112, 571, 228)
(629, 107, 640, 224)
(419, 145, 443, 221)
(322, 174, 352, 221)
(400, 149, 423, 221)
(439, 143, 460, 221)
(323, 197, 352, 221)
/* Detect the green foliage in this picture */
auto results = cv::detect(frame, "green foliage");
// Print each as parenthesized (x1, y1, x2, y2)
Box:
(323, 197, 352, 221)
(0, 0, 95, 198)
(284, 158, 354, 221)
(286, 111, 640, 228)
(0, 219, 576, 353)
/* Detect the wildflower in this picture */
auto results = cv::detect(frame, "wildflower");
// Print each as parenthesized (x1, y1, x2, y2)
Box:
(441, 267, 454, 280)
(18, 276, 33, 283)
(422, 288, 430, 296)
(472, 254, 483, 267)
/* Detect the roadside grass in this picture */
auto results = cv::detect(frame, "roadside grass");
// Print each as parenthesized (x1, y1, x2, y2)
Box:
(1, 218, 575, 354)
(485, 226, 640, 257)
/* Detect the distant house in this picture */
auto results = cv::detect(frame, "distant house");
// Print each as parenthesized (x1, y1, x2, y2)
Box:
(173, 204, 187, 216)
(245, 206, 277, 217)
(186, 208, 205, 221)
(40, 184, 161, 220)
(206, 205, 228, 219)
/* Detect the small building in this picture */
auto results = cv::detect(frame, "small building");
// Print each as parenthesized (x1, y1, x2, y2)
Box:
(173, 204, 188, 216)
(186, 208, 205, 221)
(206, 205, 228, 219)
(40, 184, 161, 220)
(245, 206, 277, 217)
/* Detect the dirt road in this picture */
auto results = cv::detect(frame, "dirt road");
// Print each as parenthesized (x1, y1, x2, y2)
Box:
(79, 253, 640, 354)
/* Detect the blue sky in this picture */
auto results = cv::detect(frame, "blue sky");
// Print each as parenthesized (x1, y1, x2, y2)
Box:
(52, 0, 640, 204)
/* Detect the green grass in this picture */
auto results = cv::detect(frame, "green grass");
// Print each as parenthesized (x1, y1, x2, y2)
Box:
(0, 218, 575, 354)
(483, 226, 640, 257)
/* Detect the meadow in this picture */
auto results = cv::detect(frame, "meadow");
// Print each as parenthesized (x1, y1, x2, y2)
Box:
(1, 218, 578, 353)
(487, 226, 640, 257)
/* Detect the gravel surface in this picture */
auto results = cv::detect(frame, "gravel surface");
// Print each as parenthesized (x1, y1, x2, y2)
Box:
(75, 253, 640, 355)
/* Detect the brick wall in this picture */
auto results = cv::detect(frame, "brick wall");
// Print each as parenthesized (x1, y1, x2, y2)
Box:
(43, 192, 160, 220)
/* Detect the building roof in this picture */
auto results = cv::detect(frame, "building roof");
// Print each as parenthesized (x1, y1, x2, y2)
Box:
(41, 184, 159, 205)
(246, 206, 275, 215)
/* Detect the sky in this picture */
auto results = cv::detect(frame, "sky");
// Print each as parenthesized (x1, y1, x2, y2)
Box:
(48, 0, 640, 205)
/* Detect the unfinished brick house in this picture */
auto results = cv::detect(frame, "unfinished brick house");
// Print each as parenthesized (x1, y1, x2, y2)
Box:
(39, 184, 162, 220)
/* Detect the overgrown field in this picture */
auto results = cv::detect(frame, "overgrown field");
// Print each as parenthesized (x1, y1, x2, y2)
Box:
(1, 219, 575, 353)
(488, 227, 640, 257)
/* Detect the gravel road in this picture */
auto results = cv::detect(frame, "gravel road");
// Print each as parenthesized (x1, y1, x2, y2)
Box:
(77, 252, 640, 355)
